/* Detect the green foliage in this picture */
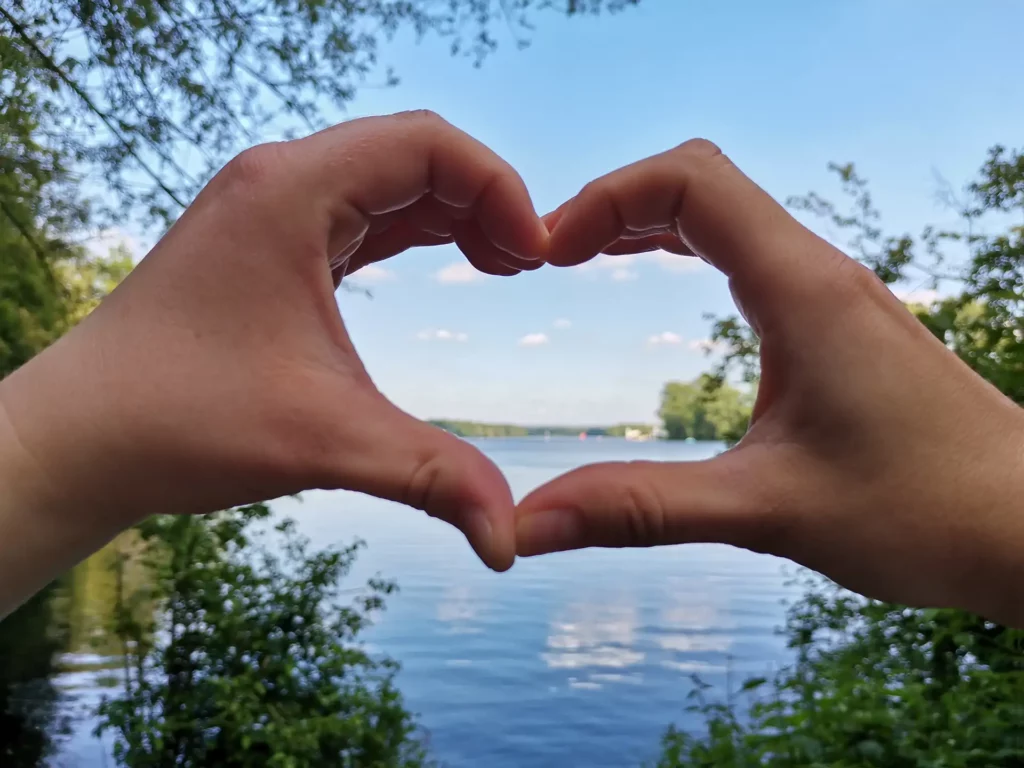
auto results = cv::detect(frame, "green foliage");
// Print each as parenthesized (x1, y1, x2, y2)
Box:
(431, 419, 531, 437)
(711, 146, 1024, 405)
(0, 226, 132, 377)
(658, 375, 751, 442)
(604, 422, 658, 438)
(96, 505, 431, 767)
(1, 0, 641, 367)
(2, 0, 639, 224)
(0, 45, 86, 376)
(649, 576, 1024, 767)
(658, 147, 1024, 766)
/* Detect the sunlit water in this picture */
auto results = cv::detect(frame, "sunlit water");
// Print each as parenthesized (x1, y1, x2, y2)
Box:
(54, 438, 794, 767)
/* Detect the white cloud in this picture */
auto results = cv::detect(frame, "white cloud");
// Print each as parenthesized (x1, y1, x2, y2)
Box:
(577, 251, 706, 280)
(553, 318, 572, 330)
(647, 331, 683, 346)
(519, 332, 550, 347)
(434, 262, 484, 284)
(355, 264, 396, 282)
(892, 287, 939, 305)
(416, 329, 468, 342)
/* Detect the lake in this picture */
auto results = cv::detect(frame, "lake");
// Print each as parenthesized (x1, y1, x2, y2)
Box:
(26, 438, 795, 767)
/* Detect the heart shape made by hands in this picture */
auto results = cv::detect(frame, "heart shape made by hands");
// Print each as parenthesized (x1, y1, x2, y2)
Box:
(11, 111, 1023, 625)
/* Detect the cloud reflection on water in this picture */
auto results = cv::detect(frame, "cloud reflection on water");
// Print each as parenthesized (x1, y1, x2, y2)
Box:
(435, 585, 483, 636)
(542, 600, 644, 674)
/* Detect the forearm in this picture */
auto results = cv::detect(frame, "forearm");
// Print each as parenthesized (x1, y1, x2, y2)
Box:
(0, 366, 132, 618)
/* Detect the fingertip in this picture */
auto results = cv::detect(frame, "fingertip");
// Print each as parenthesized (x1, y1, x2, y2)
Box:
(434, 434, 517, 571)
(464, 504, 517, 572)
(352, 406, 520, 569)
(477, 174, 549, 263)
(541, 201, 572, 233)
(514, 207, 552, 264)
(544, 202, 618, 268)
(515, 508, 583, 558)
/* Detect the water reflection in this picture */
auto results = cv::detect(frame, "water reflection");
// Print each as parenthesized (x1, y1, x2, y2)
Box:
(0, 532, 150, 765)
(0, 582, 68, 766)
(542, 600, 644, 675)
(0, 438, 792, 768)
(540, 568, 765, 692)
(436, 585, 483, 635)
(654, 587, 733, 662)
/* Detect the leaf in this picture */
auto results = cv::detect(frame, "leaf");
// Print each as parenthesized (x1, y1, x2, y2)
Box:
(740, 677, 767, 692)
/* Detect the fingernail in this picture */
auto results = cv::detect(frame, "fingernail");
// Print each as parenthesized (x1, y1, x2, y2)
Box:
(465, 510, 493, 557)
(468, 510, 520, 573)
(516, 509, 582, 557)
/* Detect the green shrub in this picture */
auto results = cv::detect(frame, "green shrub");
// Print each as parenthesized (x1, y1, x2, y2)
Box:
(650, 575, 1024, 767)
(96, 504, 432, 768)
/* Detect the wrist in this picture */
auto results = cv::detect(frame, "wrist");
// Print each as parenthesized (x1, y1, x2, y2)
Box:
(0, 356, 137, 617)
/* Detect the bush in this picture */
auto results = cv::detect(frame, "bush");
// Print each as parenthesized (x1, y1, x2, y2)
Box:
(650, 574, 1024, 767)
(96, 504, 432, 768)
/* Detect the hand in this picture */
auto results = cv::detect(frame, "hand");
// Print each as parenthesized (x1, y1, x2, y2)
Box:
(0, 111, 548, 615)
(515, 139, 1024, 626)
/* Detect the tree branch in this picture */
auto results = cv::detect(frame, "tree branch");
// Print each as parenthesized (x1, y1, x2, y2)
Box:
(0, 5, 189, 209)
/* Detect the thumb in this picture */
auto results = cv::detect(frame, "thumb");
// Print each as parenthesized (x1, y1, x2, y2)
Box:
(325, 391, 516, 571)
(515, 451, 782, 558)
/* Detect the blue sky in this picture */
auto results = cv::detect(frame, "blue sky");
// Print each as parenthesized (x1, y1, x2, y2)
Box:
(160, 2, 1024, 424)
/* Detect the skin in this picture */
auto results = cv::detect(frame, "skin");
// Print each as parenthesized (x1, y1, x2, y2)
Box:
(0, 111, 547, 616)
(2, 114, 1023, 627)
(516, 139, 1024, 627)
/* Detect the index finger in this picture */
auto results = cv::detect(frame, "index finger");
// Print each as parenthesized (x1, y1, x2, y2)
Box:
(300, 110, 549, 263)
(546, 139, 842, 285)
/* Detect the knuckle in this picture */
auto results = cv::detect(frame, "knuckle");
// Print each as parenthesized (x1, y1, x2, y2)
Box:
(615, 471, 667, 548)
(576, 177, 606, 202)
(830, 256, 890, 306)
(404, 450, 446, 516)
(394, 108, 448, 128)
(676, 137, 723, 160)
(671, 138, 732, 180)
(222, 143, 283, 189)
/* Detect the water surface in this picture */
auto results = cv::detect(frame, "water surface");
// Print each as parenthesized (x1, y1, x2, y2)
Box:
(49, 438, 793, 766)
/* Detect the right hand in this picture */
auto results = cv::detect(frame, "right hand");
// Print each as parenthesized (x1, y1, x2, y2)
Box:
(515, 139, 1024, 626)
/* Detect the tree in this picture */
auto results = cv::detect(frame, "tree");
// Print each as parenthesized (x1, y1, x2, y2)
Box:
(707, 148, 1024, 405)
(655, 146, 1024, 765)
(0, 40, 85, 376)
(658, 375, 751, 441)
(1, 0, 640, 226)
(97, 504, 431, 768)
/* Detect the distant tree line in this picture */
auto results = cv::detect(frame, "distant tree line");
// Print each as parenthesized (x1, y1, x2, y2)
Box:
(428, 420, 655, 438)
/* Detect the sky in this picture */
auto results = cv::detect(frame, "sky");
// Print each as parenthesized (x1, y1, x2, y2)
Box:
(137, 1, 1024, 425)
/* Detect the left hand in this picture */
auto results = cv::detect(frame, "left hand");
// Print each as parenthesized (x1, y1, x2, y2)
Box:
(0, 111, 547, 615)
